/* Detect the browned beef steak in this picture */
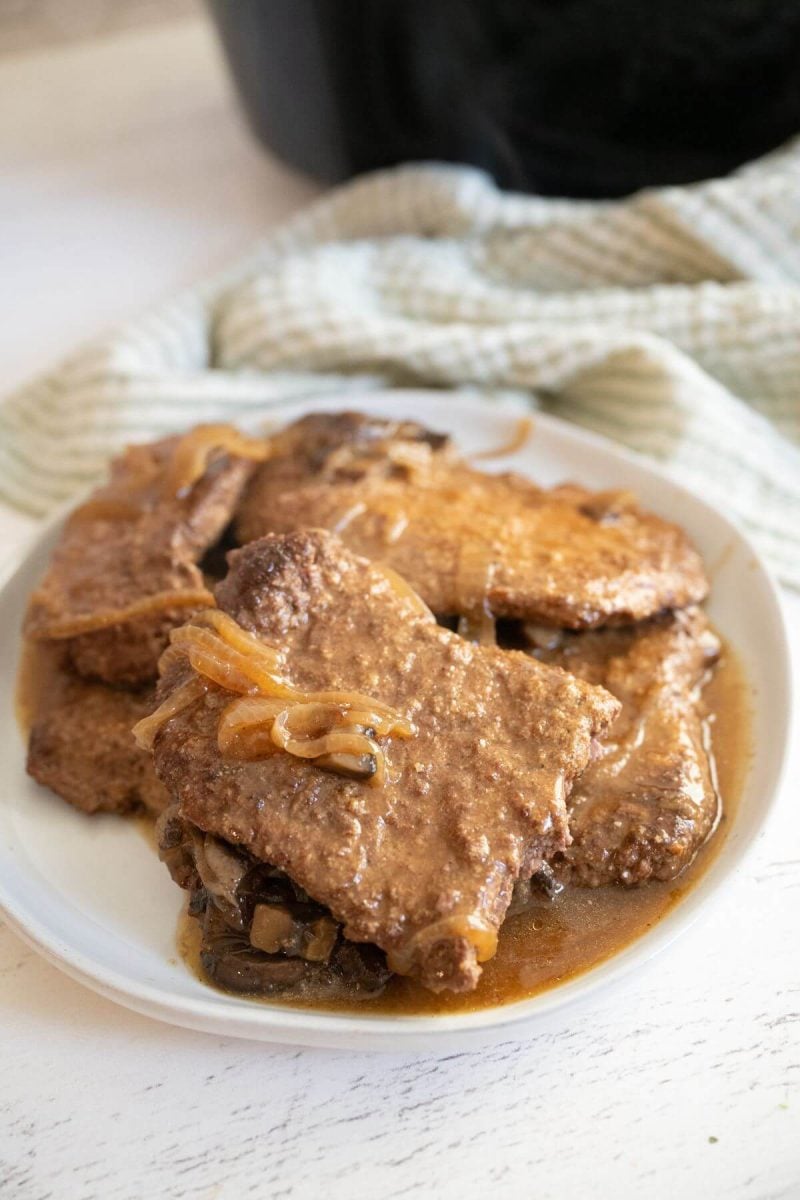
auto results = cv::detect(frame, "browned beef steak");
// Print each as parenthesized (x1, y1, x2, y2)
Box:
(158, 807, 390, 1000)
(24, 426, 266, 685)
(150, 530, 619, 993)
(528, 607, 720, 886)
(27, 675, 169, 816)
(235, 413, 708, 628)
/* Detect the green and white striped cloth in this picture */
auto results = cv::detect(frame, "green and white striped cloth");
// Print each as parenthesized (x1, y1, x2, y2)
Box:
(3, 151, 800, 586)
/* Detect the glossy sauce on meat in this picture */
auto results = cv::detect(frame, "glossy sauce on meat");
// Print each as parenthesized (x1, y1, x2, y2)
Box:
(235, 413, 709, 629)
(174, 642, 750, 1016)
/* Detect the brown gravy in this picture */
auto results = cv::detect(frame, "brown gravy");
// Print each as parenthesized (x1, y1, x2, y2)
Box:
(17, 636, 752, 1016)
(177, 643, 751, 1016)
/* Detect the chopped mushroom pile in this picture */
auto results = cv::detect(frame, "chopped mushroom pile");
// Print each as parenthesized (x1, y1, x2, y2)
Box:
(158, 807, 390, 999)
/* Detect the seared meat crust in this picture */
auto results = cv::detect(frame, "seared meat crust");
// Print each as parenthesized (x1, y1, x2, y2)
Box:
(25, 433, 259, 685)
(531, 608, 720, 886)
(151, 530, 619, 993)
(27, 675, 169, 816)
(236, 413, 708, 628)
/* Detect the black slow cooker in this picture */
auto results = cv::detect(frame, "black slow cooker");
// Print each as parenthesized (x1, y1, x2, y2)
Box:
(207, 0, 800, 198)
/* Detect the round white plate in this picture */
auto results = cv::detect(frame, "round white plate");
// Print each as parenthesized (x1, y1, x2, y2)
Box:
(0, 392, 791, 1051)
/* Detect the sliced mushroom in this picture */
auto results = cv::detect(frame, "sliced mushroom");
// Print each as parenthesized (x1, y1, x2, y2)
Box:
(332, 942, 392, 996)
(200, 905, 389, 999)
(506, 865, 563, 917)
(164, 815, 392, 1000)
(201, 907, 307, 993)
(201, 835, 250, 903)
(315, 750, 377, 781)
(532, 864, 564, 900)
(249, 904, 297, 954)
(193, 834, 251, 928)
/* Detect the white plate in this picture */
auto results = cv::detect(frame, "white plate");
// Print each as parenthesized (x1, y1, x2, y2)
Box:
(0, 392, 791, 1051)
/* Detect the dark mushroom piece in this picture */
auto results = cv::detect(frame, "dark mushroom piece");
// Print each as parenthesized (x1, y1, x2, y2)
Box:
(201, 906, 308, 993)
(193, 834, 251, 930)
(200, 905, 391, 999)
(249, 902, 339, 962)
(507, 864, 564, 916)
(159, 810, 392, 1000)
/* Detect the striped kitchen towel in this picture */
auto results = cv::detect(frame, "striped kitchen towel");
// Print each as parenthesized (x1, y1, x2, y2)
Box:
(3, 150, 800, 586)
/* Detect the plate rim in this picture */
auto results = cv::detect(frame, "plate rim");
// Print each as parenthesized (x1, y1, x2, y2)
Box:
(0, 391, 793, 1048)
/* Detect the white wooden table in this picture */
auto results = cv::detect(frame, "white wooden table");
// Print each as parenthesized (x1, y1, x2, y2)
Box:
(1, 19, 798, 1200)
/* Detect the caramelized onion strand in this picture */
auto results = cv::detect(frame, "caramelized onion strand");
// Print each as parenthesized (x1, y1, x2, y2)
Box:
(132, 676, 207, 750)
(27, 588, 215, 640)
(163, 424, 270, 497)
(164, 610, 414, 786)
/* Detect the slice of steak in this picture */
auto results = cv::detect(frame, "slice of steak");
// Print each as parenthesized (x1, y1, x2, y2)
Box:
(157, 807, 390, 1000)
(258, 411, 452, 486)
(527, 607, 721, 886)
(235, 412, 708, 628)
(24, 425, 267, 685)
(27, 674, 169, 816)
(150, 530, 619, 993)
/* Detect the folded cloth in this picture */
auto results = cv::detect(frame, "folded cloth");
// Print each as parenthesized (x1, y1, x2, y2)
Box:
(3, 148, 800, 586)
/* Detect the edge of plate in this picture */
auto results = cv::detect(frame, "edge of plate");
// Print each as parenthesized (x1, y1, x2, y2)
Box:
(0, 392, 792, 1050)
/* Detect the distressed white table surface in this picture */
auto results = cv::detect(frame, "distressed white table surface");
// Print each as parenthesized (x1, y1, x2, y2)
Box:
(1, 18, 798, 1200)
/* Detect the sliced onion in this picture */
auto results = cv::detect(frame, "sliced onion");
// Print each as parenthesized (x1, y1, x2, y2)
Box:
(386, 915, 499, 976)
(27, 587, 215, 640)
(191, 609, 284, 669)
(270, 709, 385, 786)
(284, 731, 384, 787)
(132, 676, 207, 750)
(69, 497, 142, 523)
(219, 695, 286, 729)
(373, 563, 431, 619)
(332, 501, 367, 534)
(269, 700, 411, 741)
(159, 609, 415, 788)
(170, 625, 292, 696)
(270, 715, 378, 761)
(217, 696, 286, 756)
(217, 696, 400, 784)
(163, 424, 270, 497)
